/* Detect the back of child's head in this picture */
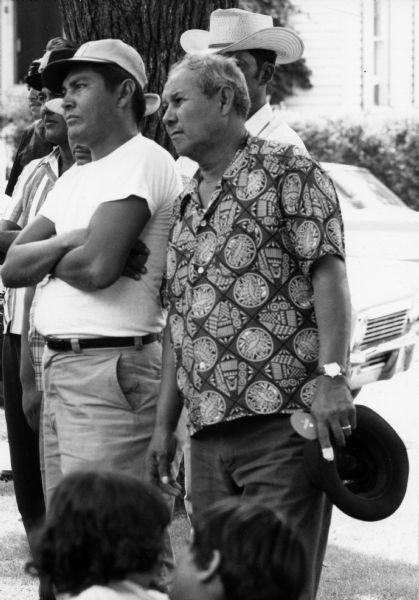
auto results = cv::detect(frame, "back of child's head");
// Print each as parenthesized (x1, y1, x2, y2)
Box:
(27, 470, 171, 596)
(191, 498, 307, 600)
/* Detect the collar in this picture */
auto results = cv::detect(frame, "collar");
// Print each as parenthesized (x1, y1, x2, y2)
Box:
(245, 103, 273, 137)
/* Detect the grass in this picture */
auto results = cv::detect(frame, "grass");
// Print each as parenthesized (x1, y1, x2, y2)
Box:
(318, 545, 418, 600)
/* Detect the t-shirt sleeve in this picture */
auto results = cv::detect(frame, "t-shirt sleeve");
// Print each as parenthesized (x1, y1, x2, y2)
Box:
(97, 142, 182, 216)
(278, 161, 346, 277)
(37, 182, 61, 225)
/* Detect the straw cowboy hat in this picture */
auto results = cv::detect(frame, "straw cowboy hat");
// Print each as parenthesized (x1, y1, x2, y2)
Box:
(180, 8, 304, 64)
(292, 405, 409, 521)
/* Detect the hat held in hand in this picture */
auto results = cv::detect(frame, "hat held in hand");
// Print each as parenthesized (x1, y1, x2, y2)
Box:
(292, 405, 409, 521)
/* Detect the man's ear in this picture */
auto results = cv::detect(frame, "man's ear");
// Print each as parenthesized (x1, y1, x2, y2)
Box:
(197, 549, 221, 583)
(259, 62, 275, 86)
(219, 86, 235, 115)
(117, 79, 136, 108)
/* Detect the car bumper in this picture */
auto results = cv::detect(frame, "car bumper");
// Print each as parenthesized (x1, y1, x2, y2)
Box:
(350, 328, 419, 390)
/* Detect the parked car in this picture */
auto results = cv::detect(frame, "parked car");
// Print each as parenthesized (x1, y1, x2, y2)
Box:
(323, 163, 419, 393)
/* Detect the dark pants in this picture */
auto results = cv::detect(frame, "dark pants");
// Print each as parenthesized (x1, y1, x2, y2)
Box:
(2, 333, 45, 550)
(191, 415, 332, 600)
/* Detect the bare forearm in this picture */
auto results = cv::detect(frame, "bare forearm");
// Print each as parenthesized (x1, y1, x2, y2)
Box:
(52, 246, 114, 291)
(2, 236, 72, 287)
(155, 326, 183, 432)
(312, 257, 352, 365)
(20, 286, 36, 388)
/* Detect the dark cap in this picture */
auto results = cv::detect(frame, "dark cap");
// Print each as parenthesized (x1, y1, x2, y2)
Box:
(30, 48, 76, 92)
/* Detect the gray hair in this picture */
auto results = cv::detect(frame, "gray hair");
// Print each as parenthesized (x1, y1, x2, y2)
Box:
(169, 54, 250, 119)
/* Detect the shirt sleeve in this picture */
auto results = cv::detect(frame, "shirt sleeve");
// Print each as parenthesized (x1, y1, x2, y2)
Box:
(98, 142, 182, 217)
(37, 182, 61, 225)
(4, 158, 42, 226)
(278, 161, 346, 277)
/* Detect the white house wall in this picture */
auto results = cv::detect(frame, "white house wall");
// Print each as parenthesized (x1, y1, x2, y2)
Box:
(287, 0, 418, 113)
(387, 0, 417, 108)
(286, 0, 363, 114)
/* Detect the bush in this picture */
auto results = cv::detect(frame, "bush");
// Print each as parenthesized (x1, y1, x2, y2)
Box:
(0, 84, 32, 160)
(286, 112, 419, 211)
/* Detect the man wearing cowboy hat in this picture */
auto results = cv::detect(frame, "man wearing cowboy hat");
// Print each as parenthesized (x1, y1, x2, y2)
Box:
(147, 52, 354, 600)
(2, 40, 182, 512)
(177, 7, 307, 179)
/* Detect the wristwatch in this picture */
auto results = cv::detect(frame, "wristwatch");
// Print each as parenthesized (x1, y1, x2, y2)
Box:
(316, 362, 347, 378)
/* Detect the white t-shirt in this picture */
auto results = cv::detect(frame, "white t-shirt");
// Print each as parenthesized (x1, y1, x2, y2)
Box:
(177, 102, 308, 179)
(35, 134, 181, 337)
(58, 580, 168, 600)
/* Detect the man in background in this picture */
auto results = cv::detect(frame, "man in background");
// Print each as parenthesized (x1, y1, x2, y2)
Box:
(5, 38, 76, 196)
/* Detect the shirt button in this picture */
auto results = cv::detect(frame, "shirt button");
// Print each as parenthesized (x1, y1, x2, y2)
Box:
(197, 266, 204, 274)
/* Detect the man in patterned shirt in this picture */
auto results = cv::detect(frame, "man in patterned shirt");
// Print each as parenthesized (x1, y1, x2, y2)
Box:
(146, 54, 354, 600)
(177, 8, 308, 181)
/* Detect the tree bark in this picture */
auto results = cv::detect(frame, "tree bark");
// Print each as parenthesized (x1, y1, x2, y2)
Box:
(57, 0, 238, 149)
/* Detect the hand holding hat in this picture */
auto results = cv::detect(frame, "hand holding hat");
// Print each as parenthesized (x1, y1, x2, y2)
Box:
(291, 405, 409, 521)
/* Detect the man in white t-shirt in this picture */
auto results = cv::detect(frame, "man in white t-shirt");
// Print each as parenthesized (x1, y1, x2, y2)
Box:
(177, 8, 308, 180)
(2, 40, 181, 507)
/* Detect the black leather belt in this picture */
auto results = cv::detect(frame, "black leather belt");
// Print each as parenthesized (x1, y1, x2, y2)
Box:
(45, 333, 160, 352)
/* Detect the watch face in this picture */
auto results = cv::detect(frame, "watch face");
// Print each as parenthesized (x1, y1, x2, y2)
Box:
(324, 363, 342, 377)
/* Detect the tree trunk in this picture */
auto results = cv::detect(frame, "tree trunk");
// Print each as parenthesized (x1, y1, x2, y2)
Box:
(57, 0, 238, 149)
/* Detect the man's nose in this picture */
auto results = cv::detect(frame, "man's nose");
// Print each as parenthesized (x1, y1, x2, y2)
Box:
(162, 104, 175, 127)
(62, 89, 74, 110)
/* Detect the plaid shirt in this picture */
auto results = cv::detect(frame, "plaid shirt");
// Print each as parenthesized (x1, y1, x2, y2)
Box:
(165, 135, 346, 435)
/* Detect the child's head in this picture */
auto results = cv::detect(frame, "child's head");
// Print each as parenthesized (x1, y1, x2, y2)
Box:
(170, 498, 307, 600)
(27, 470, 171, 596)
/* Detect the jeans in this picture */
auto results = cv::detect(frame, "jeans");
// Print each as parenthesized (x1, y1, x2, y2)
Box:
(190, 415, 332, 600)
(2, 333, 45, 550)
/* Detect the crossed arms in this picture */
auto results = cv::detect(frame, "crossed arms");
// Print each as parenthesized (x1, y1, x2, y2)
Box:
(1, 195, 150, 291)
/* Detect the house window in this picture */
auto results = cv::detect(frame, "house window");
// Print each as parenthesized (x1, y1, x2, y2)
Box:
(372, 0, 389, 105)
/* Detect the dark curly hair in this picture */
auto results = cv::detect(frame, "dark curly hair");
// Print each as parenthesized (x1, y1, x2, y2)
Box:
(191, 498, 307, 600)
(26, 470, 171, 596)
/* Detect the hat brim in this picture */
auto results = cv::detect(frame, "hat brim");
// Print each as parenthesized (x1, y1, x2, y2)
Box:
(42, 58, 161, 117)
(304, 405, 409, 521)
(180, 27, 304, 64)
(44, 98, 65, 116)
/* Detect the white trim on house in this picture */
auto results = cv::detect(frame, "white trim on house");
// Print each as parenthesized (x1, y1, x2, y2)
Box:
(286, 0, 419, 115)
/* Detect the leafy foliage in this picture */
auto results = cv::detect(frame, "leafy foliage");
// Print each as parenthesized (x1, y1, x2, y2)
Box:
(239, 0, 312, 102)
(0, 85, 32, 162)
(288, 113, 419, 211)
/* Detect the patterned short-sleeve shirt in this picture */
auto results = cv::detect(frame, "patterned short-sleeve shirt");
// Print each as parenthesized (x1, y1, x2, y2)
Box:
(166, 136, 346, 435)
